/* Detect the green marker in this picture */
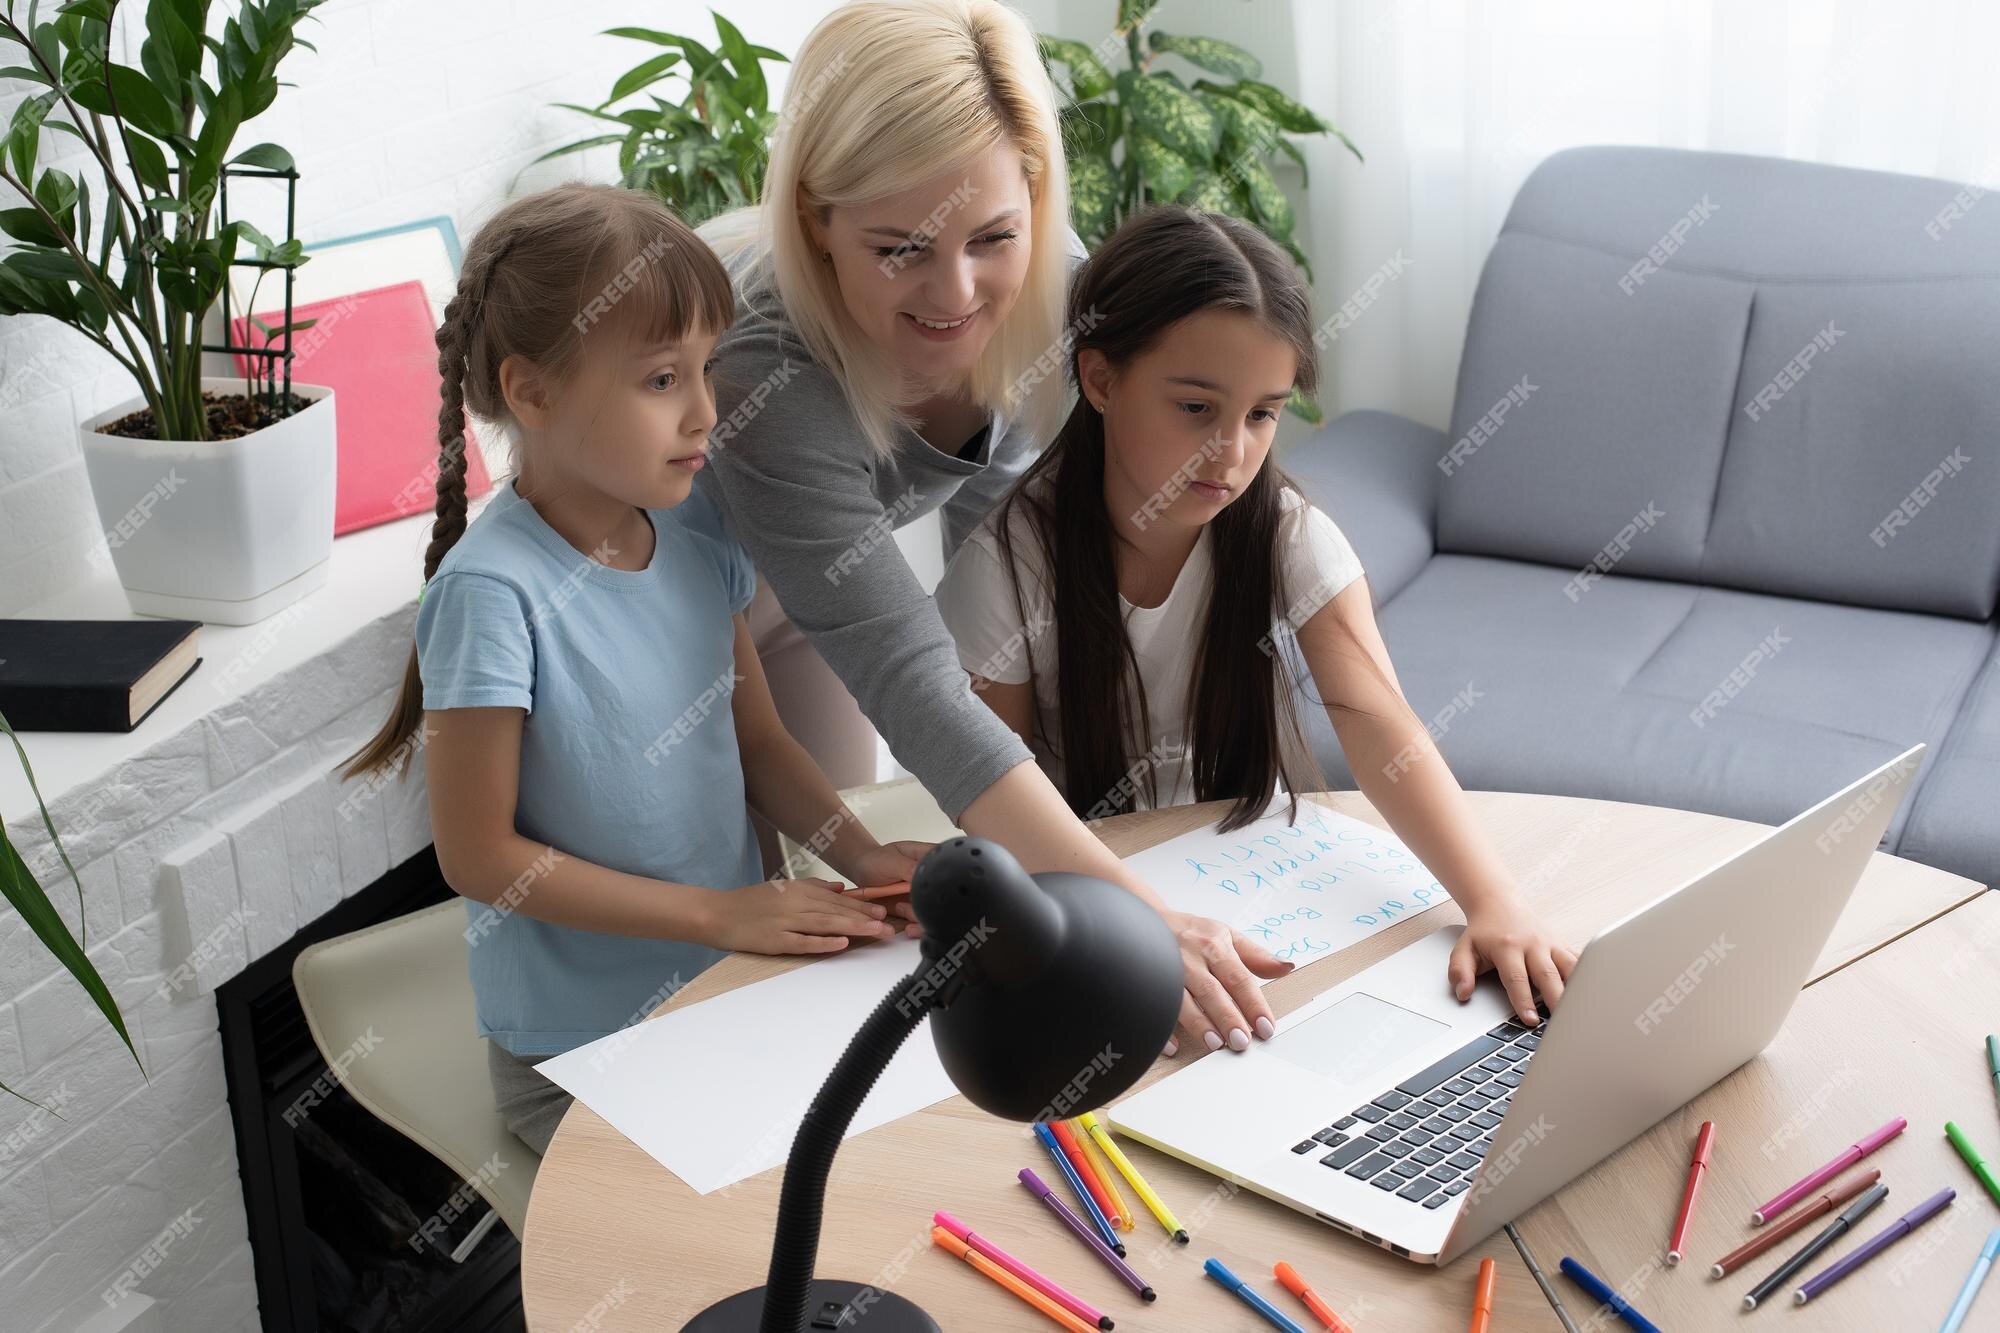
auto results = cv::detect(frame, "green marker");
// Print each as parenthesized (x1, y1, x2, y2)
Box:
(1947, 1120, 2000, 1208)
(1987, 1035, 2000, 1118)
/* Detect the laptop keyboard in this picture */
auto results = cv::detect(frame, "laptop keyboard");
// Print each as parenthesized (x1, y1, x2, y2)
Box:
(1289, 1016, 1546, 1210)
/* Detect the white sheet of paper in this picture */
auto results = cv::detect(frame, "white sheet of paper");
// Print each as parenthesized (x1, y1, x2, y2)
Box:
(1122, 795, 1447, 978)
(539, 796, 1444, 1193)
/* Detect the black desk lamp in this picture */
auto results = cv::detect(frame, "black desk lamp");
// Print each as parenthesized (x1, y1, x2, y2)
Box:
(684, 837, 1185, 1332)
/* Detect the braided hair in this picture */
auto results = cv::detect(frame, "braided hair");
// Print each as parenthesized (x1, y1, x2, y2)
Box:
(341, 185, 734, 781)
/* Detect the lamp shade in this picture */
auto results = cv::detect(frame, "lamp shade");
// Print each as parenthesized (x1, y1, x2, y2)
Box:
(910, 838, 1184, 1121)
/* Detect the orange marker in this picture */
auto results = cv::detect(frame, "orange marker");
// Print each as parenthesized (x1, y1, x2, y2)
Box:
(1074, 1119, 1134, 1230)
(1274, 1261, 1353, 1333)
(845, 880, 911, 901)
(1469, 1256, 1496, 1333)
(931, 1225, 1096, 1333)
(1050, 1119, 1124, 1230)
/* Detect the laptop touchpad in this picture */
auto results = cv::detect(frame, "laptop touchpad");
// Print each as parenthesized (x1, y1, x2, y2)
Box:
(1272, 992, 1449, 1087)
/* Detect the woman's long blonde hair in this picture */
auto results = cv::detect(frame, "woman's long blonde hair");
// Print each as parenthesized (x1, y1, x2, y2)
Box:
(700, 0, 1072, 457)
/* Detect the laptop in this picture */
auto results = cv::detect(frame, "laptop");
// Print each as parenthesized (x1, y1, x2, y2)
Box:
(1109, 745, 1926, 1265)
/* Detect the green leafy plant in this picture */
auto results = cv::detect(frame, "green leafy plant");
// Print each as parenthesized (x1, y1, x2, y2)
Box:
(1039, 0, 1361, 421)
(0, 714, 143, 1106)
(0, 0, 320, 442)
(538, 13, 786, 228)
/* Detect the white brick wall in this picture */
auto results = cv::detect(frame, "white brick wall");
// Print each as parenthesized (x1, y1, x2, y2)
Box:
(0, 590, 428, 1330)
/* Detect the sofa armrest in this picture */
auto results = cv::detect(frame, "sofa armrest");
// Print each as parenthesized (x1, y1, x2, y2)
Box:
(1282, 409, 1445, 606)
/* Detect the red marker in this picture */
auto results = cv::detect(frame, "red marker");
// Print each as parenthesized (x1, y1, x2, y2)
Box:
(1667, 1120, 1716, 1265)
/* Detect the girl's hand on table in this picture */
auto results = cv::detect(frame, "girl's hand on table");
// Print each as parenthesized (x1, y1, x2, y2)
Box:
(707, 878, 898, 954)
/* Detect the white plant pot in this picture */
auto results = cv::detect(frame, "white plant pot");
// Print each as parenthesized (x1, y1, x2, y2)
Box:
(78, 377, 336, 625)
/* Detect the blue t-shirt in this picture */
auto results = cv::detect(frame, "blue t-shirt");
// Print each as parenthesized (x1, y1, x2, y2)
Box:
(414, 480, 763, 1057)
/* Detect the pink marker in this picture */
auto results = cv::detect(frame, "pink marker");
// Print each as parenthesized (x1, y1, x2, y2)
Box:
(1752, 1117, 1906, 1225)
(933, 1210, 1113, 1331)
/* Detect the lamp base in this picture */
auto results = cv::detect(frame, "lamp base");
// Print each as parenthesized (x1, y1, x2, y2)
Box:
(681, 1279, 942, 1332)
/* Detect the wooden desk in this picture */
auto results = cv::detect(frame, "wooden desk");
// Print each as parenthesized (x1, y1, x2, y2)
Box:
(522, 791, 1986, 1330)
(1514, 889, 2000, 1330)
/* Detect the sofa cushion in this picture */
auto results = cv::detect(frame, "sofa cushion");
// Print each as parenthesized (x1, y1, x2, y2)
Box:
(1700, 279, 2000, 620)
(1440, 146, 2000, 620)
(1296, 553, 1994, 856)
(1437, 232, 1749, 580)
(1898, 640, 2000, 889)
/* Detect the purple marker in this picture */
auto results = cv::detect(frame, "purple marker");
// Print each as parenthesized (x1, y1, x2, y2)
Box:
(1793, 1187, 1956, 1305)
(1752, 1116, 1906, 1224)
(1019, 1168, 1156, 1301)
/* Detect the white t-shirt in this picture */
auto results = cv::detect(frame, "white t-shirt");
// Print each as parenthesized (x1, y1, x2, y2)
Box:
(935, 484, 1365, 812)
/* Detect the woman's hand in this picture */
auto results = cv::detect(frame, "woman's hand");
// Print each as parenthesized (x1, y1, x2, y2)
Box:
(704, 878, 899, 955)
(1449, 897, 1577, 1025)
(1161, 910, 1295, 1057)
(845, 839, 934, 936)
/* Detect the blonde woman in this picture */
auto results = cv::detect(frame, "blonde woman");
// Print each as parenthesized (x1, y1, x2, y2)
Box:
(696, 0, 1288, 1058)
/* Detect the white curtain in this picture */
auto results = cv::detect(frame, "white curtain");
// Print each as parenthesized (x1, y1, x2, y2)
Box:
(1286, 0, 2000, 431)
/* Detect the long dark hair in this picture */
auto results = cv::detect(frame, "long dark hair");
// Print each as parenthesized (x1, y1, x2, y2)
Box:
(995, 206, 1372, 833)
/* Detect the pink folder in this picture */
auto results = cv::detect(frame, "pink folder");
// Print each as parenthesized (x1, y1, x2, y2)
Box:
(233, 279, 493, 535)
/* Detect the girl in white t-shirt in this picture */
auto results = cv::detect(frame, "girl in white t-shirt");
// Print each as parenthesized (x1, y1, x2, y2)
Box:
(937, 206, 1576, 1025)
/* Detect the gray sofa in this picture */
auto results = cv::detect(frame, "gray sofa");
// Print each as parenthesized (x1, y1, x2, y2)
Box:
(1291, 146, 1999, 891)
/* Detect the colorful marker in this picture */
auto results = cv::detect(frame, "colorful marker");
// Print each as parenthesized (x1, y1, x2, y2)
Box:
(933, 1210, 1112, 1331)
(931, 1225, 1096, 1333)
(1940, 1225, 2000, 1333)
(1987, 1036, 2000, 1120)
(1079, 1111, 1188, 1243)
(1752, 1116, 1905, 1224)
(1794, 1187, 1955, 1305)
(1019, 1169, 1156, 1301)
(1558, 1256, 1662, 1333)
(1743, 1181, 1888, 1310)
(1205, 1258, 1307, 1333)
(1505, 1224, 1580, 1333)
(1031, 1123, 1124, 1255)
(1469, 1256, 1497, 1333)
(1072, 1119, 1134, 1230)
(1946, 1121, 2000, 1207)
(1051, 1119, 1126, 1232)
(844, 880, 911, 901)
(1709, 1168, 1879, 1278)
(1666, 1120, 1715, 1265)
(1274, 1260, 1353, 1333)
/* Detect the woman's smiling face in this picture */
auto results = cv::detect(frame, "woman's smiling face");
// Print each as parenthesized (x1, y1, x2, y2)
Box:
(809, 146, 1034, 388)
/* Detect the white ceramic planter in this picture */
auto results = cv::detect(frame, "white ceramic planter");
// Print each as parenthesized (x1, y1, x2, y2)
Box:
(78, 377, 336, 625)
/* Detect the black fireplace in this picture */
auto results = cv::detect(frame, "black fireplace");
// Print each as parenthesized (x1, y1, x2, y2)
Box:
(216, 847, 527, 1332)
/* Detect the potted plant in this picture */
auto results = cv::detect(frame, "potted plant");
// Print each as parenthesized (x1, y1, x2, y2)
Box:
(0, 0, 332, 625)
(537, 12, 785, 228)
(1039, 0, 1362, 421)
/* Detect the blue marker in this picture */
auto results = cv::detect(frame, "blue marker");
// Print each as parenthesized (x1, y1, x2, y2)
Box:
(1031, 1122, 1124, 1255)
(1204, 1258, 1307, 1333)
(1940, 1227, 2000, 1332)
(1559, 1256, 1663, 1333)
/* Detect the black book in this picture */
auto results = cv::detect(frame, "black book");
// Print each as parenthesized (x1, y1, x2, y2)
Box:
(0, 619, 203, 732)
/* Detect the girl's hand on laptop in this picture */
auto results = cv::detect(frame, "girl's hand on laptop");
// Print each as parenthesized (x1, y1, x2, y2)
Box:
(1160, 910, 1296, 1058)
(1451, 899, 1578, 1026)
(706, 878, 900, 954)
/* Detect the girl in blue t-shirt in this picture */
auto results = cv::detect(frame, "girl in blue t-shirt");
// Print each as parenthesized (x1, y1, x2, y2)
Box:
(342, 185, 927, 1153)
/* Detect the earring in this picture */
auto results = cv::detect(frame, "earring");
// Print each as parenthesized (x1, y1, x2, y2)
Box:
(820, 249, 832, 263)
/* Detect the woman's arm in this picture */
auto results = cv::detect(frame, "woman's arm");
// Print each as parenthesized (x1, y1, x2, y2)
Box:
(729, 614, 930, 895)
(1295, 581, 1575, 1022)
(424, 707, 894, 951)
